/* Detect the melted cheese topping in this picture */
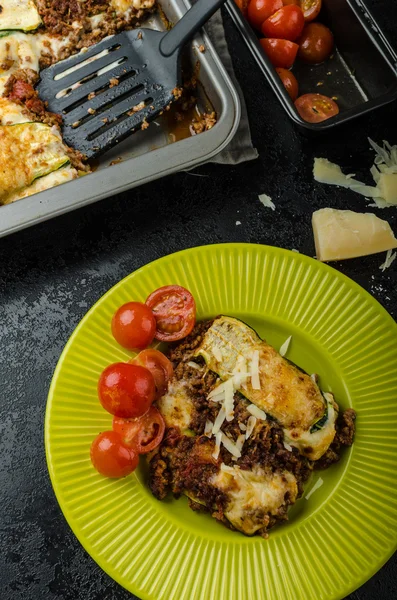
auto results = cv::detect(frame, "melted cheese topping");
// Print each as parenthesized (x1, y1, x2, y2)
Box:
(0, 123, 69, 201)
(0, 32, 39, 95)
(156, 379, 195, 431)
(211, 464, 298, 535)
(2, 165, 78, 204)
(0, 97, 30, 125)
(0, 0, 42, 32)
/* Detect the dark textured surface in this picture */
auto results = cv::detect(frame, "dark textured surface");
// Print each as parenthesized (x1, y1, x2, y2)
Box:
(0, 0, 396, 598)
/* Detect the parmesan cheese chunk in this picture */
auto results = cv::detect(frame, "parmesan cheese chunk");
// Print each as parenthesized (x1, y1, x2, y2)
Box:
(312, 208, 397, 261)
(377, 173, 397, 205)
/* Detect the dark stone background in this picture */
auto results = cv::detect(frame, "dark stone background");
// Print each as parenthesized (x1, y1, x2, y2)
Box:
(0, 0, 396, 598)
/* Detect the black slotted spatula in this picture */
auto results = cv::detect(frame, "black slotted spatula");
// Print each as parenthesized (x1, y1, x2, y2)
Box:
(37, 0, 227, 159)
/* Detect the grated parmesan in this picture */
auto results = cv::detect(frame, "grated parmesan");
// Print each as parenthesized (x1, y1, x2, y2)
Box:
(379, 249, 396, 272)
(283, 441, 293, 452)
(250, 350, 261, 390)
(247, 404, 267, 420)
(258, 193, 276, 211)
(235, 433, 246, 454)
(221, 433, 242, 458)
(279, 335, 292, 357)
(187, 361, 201, 370)
(212, 406, 226, 434)
(204, 420, 214, 437)
(224, 378, 235, 422)
(212, 432, 222, 460)
(245, 415, 257, 440)
(305, 477, 324, 500)
(239, 422, 247, 432)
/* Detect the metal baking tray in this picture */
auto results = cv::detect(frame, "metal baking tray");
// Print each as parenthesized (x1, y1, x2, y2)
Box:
(226, 0, 397, 131)
(0, 0, 241, 238)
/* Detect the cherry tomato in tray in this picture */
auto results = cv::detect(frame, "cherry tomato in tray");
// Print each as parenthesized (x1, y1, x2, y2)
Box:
(260, 38, 299, 68)
(276, 68, 299, 101)
(146, 285, 196, 342)
(98, 362, 156, 418)
(261, 5, 305, 42)
(247, 0, 283, 31)
(295, 93, 339, 123)
(111, 301, 156, 350)
(113, 406, 166, 454)
(298, 22, 334, 64)
(90, 430, 139, 478)
(301, 0, 322, 22)
(130, 349, 174, 399)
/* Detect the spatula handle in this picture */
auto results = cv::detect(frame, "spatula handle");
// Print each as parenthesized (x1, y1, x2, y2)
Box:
(159, 0, 227, 57)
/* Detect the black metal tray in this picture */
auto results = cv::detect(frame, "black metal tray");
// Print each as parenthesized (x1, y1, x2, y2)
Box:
(226, 0, 397, 130)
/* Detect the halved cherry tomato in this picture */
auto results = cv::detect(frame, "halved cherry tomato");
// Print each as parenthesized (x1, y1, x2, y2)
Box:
(301, 0, 321, 21)
(261, 5, 305, 41)
(111, 301, 156, 350)
(113, 406, 165, 454)
(146, 285, 196, 342)
(130, 349, 173, 399)
(298, 22, 333, 64)
(90, 430, 139, 478)
(247, 0, 283, 31)
(98, 362, 156, 418)
(295, 93, 339, 123)
(260, 38, 299, 68)
(276, 68, 299, 101)
(233, 0, 250, 16)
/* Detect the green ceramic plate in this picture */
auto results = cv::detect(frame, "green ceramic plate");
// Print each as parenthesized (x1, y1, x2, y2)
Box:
(45, 243, 397, 600)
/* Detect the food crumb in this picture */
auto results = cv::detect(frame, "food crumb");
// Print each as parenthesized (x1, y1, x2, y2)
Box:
(326, 71, 332, 75)
(172, 87, 183, 100)
(331, 96, 338, 101)
(316, 81, 324, 87)
(88, 92, 96, 100)
(101, 117, 108, 123)
(198, 44, 205, 53)
(236, 220, 241, 226)
(110, 157, 123, 166)
(109, 77, 119, 88)
(141, 118, 149, 130)
(137, 31, 143, 39)
(87, 107, 96, 115)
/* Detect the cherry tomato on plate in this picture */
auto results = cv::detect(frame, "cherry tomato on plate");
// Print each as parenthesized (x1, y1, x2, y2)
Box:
(111, 301, 156, 350)
(295, 93, 339, 123)
(247, 0, 283, 31)
(276, 68, 299, 101)
(260, 38, 299, 68)
(98, 362, 156, 418)
(146, 285, 196, 342)
(130, 349, 173, 399)
(282, 0, 300, 5)
(261, 5, 305, 41)
(301, 0, 322, 21)
(113, 406, 166, 454)
(298, 22, 333, 64)
(90, 430, 139, 478)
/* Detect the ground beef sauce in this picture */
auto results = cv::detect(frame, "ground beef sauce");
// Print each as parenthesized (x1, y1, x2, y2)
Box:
(149, 320, 356, 537)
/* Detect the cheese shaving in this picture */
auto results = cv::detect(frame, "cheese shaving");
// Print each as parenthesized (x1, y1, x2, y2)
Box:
(258, 193, 276, 211)
(224, 378, 235, 422)
(187, 361, 201, 370)
(250, 350, 261, 390)
(235, 434, 246, 454)
(204, 420, 214, 437)
(379, 249, 396, 271)
(220, 462, 235, 474)
(247, 404, 267, 420)
(245, 416, 257, 440)
(239, 422, 247, 432)
(279, 335, 292, 357)
(221, 433, 242, 458)
(283, 441, 293, 452)
(305, 477, 324, 500)
(212, 406, 226, 434)
(212, 432, 222, 460)
(310, 373, 319, 384)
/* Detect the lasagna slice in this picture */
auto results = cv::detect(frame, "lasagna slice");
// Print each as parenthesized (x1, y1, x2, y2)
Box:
(149, 318, 355, 537)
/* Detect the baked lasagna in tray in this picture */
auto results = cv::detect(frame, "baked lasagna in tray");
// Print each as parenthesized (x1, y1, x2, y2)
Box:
(149, 316, 356, 537)
(0, 0, 215, 206)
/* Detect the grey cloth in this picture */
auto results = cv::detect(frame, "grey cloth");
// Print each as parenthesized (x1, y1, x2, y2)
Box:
(206, 11, 259, 165)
